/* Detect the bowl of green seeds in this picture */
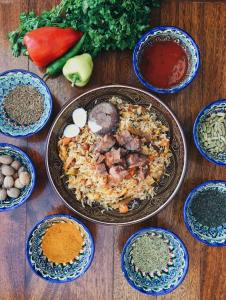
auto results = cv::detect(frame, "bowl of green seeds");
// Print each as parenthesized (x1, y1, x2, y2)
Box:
(193, 99, 226, 166)
(0, 69, 52, 137)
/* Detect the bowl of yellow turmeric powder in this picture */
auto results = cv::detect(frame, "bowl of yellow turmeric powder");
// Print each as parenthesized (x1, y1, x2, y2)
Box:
(26, 214, 94, 283)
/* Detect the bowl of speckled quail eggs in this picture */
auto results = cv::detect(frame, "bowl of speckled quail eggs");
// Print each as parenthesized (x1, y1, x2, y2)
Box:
(0, 143, 36, 211)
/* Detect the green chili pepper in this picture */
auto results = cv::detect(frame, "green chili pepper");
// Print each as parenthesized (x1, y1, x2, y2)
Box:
(44, 34, 86, 77)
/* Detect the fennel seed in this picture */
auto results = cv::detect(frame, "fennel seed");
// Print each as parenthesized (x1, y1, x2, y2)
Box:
(3, 85, 44, 126)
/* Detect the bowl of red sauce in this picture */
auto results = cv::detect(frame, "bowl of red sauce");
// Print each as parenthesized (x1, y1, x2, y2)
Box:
(133, 26, 200, 94)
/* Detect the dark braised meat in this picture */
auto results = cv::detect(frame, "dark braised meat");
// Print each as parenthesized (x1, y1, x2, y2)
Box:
(96, 153, 105, 164)
(127, 153, 148, 168)
(105, 147, 127, 168)
(96, 163, 107, 175)
(116, 130, 140, 151)
(109, 165, 129, 182)
(93, 135, 116, 153)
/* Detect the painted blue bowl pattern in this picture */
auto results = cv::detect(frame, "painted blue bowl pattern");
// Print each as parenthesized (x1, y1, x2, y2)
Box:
(133, 26, 200, 94)
(193, 99, 226, 166)
(0, 69, 52, 137)
(121, 227, 189, 296)
(0, 143, 36, 211)
(184, 181, 226, 247)
(26, 214, 95, 283)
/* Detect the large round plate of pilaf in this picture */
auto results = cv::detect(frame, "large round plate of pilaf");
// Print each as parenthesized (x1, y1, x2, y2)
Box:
(46, 85, 187, 225)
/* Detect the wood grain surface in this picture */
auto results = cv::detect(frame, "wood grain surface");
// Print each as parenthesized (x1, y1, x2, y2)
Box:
(0, 1, 225, 299)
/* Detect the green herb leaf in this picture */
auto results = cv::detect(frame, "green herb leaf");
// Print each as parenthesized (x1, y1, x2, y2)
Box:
(8, 0, 160, 57)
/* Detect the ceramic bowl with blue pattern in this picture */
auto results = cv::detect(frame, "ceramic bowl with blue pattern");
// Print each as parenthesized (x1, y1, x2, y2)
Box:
(26, 214, 95, 283)
(133, 26, 200, 94)
(193, 99, 226, 166)
(0, 69, 52, 137)
(121, 227, 189, 296)
(0, 143, 36, 212)
(184, 181, 226, 247)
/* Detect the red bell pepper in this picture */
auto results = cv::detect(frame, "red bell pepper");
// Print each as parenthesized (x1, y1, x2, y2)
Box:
(24, 27, 83, 67)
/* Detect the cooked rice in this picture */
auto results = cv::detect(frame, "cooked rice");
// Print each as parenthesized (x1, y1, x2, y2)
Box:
(58, 96, 172, 211)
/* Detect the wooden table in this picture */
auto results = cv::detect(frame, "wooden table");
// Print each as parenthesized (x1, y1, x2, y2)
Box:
(0, 1, 225, 299)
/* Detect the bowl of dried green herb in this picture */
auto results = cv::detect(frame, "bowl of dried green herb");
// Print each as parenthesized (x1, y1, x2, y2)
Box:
(184, 181, 226, 246)
(0, 69, 52, 137)
(121, 227, 189, 295)
(193, 99, 226, 166)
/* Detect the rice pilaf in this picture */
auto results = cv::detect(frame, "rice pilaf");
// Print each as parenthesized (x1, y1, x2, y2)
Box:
(58, 96, 172, 212)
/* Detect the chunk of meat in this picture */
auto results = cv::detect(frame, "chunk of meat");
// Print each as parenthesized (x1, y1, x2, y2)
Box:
(96, 163, 107, 175)
(137, 165, 149, 181)
(116, 130, 140, 151)
(105, 147, 127, 168)
(92, 135, 116, 153)
(96, 154, 105, 164)
(105, 150, 115, 168)
(88, 102, 119, 135)
(109, 165, 129, 182)
(127, 153, 148, 168)
(120, 147, 128, 156)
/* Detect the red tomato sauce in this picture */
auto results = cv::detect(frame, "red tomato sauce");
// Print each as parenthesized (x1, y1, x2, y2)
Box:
(139, 41, 188, 89)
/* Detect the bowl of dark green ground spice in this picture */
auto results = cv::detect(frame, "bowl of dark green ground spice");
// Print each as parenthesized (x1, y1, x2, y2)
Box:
(193, 99, 226, 166)
(0, 69, 52, 137)
(121, 227, 189, 295)
(184, 181, 226, 246)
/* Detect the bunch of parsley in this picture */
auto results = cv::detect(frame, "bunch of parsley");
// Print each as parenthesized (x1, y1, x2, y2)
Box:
(9, 0, 160, 57)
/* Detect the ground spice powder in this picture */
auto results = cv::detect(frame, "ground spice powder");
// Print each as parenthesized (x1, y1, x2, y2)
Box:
(131, 234, 170, 274)
(41, 222, 84, 264)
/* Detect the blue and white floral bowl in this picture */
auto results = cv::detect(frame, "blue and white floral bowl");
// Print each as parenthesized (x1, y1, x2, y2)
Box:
(26, 214, 95, 283)
(0, 143, 36, 212)
(133, 26, 200, 94)
(121, 227, 189, 296)
(193, 99, 226, 166)
(184, 181, 226, 247)
(0, 69, 52, 137)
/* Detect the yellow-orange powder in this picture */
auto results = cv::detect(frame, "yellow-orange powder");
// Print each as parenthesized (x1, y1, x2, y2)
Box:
(41, 222, 84, 264)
